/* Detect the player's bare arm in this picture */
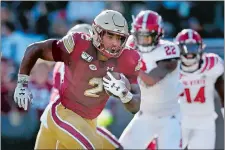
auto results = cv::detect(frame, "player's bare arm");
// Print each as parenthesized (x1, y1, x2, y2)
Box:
(215, 74, 224, 107)
(123, 83, 141, 114)
(14, 39, 58, 110)
(139, 58, 178, 86)
(19, 39, 57, 75)
(14, 37, 71, 110)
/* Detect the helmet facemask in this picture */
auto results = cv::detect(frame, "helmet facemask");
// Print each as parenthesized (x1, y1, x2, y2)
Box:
(131, 10, 164, 53)
(179, 43, 203, 72)
(92, 23, 128, 58)
(91, 10, 129, 58)
(133, 30, 162, 53)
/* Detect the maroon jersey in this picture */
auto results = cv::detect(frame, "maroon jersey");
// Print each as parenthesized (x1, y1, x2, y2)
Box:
(52, 32, 141, 119)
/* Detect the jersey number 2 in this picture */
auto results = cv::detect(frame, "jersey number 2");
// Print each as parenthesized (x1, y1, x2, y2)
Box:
(84, 78, 103, 97)
(165, 46, 176, 55)
(184, 86, 206, 103)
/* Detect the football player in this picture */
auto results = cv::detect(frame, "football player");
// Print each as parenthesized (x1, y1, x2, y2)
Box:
(119, 10, 182, 149)
(175, 29, 224, 149)
(13, 10, 141, 149)
(50, 23, 122, 149)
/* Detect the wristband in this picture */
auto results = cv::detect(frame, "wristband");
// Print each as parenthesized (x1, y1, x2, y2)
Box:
(17, 74, 30, 86)
(120, 91, 133, 103)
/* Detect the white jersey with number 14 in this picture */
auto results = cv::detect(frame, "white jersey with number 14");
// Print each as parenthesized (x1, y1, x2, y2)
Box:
(179, 53, 224, 128)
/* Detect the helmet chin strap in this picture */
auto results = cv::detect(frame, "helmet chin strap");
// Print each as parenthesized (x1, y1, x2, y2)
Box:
(138, 45, 155, 53)
(181, 62, 200, 73)
(180, 54, 201, 72)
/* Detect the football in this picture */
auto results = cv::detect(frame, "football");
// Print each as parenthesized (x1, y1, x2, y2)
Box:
(104, 72, 131, 97)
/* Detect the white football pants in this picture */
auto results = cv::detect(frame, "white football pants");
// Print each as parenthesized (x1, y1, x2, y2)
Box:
(119, 111, 181, 149)
(182, 127, 215, 149)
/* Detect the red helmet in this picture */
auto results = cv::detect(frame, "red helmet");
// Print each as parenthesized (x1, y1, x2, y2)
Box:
(175, 29, 206, 72)
(175, 29, 205, 55)
(131, 10, 164, 52)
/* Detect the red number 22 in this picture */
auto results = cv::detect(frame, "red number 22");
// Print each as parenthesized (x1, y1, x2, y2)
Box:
(165, 46, 176, 55)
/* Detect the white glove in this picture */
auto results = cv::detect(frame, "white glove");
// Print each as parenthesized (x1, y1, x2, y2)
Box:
(14, 74, 33, 110)
(103, 72, 133, 103)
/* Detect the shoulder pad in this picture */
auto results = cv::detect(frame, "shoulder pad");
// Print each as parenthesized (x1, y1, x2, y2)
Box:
(61, 32, 91, 54)
(125, 35, 137, 49)
(153, 41, 180, 62)
(200, 53, 224, 76)
(118, 49, 141, 74)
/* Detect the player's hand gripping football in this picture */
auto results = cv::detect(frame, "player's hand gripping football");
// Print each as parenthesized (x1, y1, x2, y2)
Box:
(14, 74, 33, 110)
(103, 72, 133, 103)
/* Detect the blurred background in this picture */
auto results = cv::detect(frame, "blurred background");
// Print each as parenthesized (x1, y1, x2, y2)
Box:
(1, 1, 224, 150)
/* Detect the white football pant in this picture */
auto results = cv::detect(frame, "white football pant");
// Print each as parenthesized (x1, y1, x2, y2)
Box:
(182, 127, 215, 149)
(119, 111, 181, 149)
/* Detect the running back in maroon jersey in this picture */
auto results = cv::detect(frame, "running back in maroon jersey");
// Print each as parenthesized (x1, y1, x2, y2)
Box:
(52, 32, 141, 119)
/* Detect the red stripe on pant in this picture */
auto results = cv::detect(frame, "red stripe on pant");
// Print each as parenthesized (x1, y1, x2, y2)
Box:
(51, 98, 95, 149)
(97, 127, 123, 149)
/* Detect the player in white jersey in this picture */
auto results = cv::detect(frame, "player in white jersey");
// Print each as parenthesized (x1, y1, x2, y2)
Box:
(175, 29, 224, 149)
(119, 10, 182, 149)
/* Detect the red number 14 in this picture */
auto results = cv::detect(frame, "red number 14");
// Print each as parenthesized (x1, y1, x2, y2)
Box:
(184, 86, 206, 103)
